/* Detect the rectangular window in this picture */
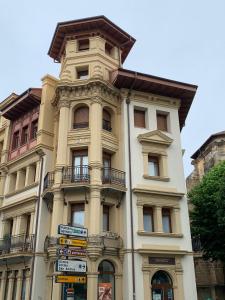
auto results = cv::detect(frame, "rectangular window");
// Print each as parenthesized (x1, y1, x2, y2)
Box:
(134, 109, 146, 128)
(143, 207, 154, 232)
(162, 208, 172, 233)
(21, 126, 29, 145)
(71, 203, 85, 227)
(78, 39, 89, 51)
(157, 113, 168, 131)
(30, 120, 38, 140)
(73, 150, 88, 181)
(103, 205, 110, 231)
(12, 131, 20, 150)
(77, 67, 89, 80)
(148, 156, 160, 176)
(105, 42, 113, 56)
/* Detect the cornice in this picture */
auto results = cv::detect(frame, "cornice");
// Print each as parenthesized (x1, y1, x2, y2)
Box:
(53, 79, 121, 108)
(133, 187, 184, 199)
(138, 130, 173, 147)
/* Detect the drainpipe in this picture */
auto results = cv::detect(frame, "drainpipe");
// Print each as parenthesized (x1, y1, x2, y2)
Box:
(126, 73, 137, 300)
(29, 150, 45, 300)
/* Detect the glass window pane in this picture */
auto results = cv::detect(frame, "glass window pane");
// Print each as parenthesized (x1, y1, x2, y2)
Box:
(162, 215, 171, 233)
(72, 210, 84, 226)
(148, 157, 159, 176)
(143, 212, 153, 232)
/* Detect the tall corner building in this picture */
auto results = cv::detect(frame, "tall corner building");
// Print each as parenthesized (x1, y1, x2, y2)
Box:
(0, 16, 198, 300)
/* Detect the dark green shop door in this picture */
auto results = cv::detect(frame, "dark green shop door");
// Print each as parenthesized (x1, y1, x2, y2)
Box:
(62, 283, 87, 300)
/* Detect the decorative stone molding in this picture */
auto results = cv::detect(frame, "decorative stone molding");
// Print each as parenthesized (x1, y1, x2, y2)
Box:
(138, 130, 173, 147)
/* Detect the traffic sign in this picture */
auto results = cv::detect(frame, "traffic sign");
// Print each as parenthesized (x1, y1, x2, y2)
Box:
(58, 224, 88, 238)
(56, 259, 87, 272)
(57, 247, 86, 257)
(56, 275, 86, 284)
(58, 237, 87, 248)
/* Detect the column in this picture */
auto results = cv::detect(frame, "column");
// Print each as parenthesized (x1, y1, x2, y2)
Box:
(24, 270, 31, 300)
(87, 272, 98, 300)
(137, 205, 144, 231)
(6, 271, 15, 300)
(0, 170, 7, 198)
(0, 271, 7, 299)
(143, 271, 151, 300)
(35, 160, 40, 182)
(15, 215, 27, 235)
(15, 169, 25, 190)
(29, 212, 35, 235)
(173, 207, 181, 234)
(1, 124, 10, 164)
(89, 187, 101, 234)
(161, 154, 168, 178)
(115, 273, 123, 300)
(12, 216, 18, 235)
(154, 206, 163, 232)
(50, 190, 64, 235)
(15, 270, 23, 300)
(51, 273, 62, 300)
(55, 101, 70, 184)
(89, 98, 102, 235)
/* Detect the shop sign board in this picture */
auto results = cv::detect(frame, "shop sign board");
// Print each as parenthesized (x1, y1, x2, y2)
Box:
(58, 237, 87, 248)
(149, 257, 175, 265)
(98, 283, 112, 300)
(57, 247, 87, 257)
(56, 259, 86, 273)
(56, 275, 86, 284)
(58, 224, 88, 238)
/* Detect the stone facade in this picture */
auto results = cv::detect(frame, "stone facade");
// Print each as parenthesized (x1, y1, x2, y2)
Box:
(187, 131, 225, 300)
(0, 16, 197, 300)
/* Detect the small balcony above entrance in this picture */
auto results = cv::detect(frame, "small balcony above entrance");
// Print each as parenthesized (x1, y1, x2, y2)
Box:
(62, 165, 90, 185)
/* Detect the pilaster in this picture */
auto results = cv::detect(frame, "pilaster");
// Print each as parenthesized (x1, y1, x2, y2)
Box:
(6, 271, 15, 300)
(0, 271, 7, 299)
(15, 270, 23, 300)
(51, 190, 64, 235)
(154, 206, 163, 232)
(24, 270, 31, 300)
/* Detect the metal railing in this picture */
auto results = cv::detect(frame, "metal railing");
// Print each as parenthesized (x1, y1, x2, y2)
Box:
(62, 165, 90, 183)
(43, 172, 55, 190)
(102, 167, 126, 187)
(102, 119, 112, 132)
(73, 122, 89, 129)
(0, 234, 35, 254)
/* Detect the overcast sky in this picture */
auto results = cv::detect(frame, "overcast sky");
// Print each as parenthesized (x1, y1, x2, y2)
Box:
(1, 0, 225, 176)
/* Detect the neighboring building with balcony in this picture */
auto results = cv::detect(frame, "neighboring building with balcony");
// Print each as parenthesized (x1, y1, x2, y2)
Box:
(186, 131, 225, 300)
(0, 16, 198, 300)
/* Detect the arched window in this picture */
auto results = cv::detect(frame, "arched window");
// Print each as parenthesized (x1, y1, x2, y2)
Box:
(151, 271, 173, 300)
(98, 260, 115, 300)
(73, 106, 89, 129)
(102, 109, 112, 132)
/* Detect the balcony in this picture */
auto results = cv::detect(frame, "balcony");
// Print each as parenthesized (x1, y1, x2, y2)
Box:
(0, 234, 35, 255)
(102, 167, 126, 187)
(62, 165, 90, 184)
(43, 171, 55, 190)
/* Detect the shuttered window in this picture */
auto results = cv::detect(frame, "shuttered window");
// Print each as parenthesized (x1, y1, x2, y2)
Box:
(134, 109, 146, 128)
(74, 106, 89, 128)
(157, 113, 168, 131)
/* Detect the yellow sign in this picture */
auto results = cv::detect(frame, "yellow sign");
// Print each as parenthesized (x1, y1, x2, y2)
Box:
(58, 237, 87, 248)
(56, 275, 86, 284)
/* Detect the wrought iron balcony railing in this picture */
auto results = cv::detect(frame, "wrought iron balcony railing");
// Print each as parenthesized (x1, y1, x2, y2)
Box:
(102, 119, 112, 132)
(43, 171, 55, 190)
(73, 122, 89, 129)
(0, 234, 35, 254)
(102, 167, 126, 187)
(62, 165, 90, 184)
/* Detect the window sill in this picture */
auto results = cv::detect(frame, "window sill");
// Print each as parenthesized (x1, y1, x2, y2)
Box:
(143, 175, 170, 182)
(137, 230, 183, 238)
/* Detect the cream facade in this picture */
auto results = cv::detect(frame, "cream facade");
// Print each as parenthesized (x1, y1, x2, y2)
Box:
(0, 16, 197, 300)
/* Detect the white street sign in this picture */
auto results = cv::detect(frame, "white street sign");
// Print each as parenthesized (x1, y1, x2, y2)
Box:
(56, 259, 87, 273)
(58, 224, 88, 238)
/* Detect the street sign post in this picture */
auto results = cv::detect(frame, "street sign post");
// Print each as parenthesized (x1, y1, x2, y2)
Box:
(58, 224, 88, 238)
(58, 237, 87, 248)
(58, 247, 87, 257)
(56, 259, 87, 273)
(56, 275, 86, 284)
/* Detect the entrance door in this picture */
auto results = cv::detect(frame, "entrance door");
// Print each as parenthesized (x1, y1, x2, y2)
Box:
(62, 282, 87, 300)
(151, 271, 173, 300)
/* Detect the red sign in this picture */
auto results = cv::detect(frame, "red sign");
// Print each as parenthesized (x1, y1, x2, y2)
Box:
(98, 283, 112, 300)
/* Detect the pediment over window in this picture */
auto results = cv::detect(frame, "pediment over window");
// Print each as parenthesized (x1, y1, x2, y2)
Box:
(137, 130, 173, 147)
